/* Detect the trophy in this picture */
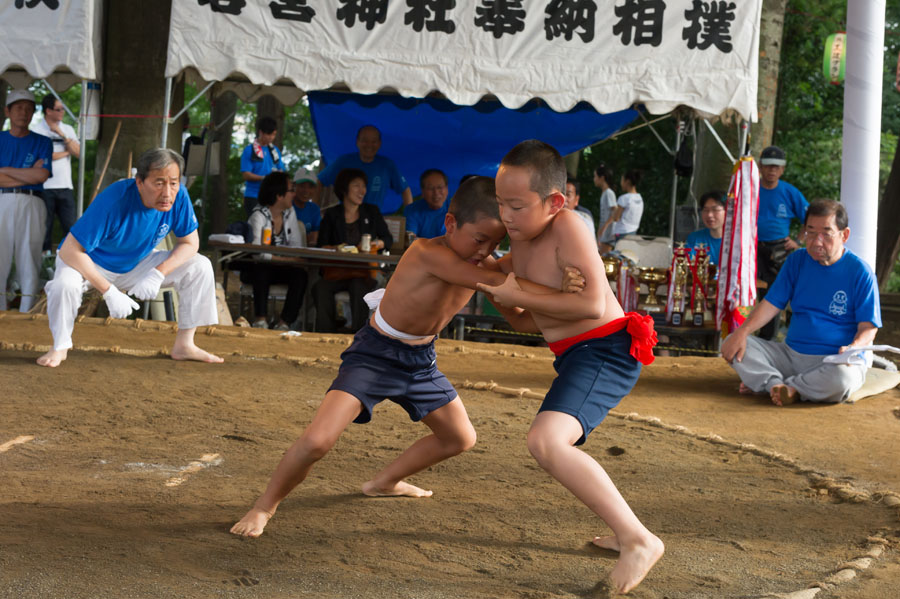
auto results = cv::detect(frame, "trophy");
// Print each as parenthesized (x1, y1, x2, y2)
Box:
(692, 244, 709, 327)
(669, 244, 690, 325)
(636, 267, 668, 313)
(602, 255, 620, 282)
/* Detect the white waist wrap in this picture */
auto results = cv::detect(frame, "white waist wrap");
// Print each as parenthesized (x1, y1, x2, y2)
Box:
(363, 288, 432, 341)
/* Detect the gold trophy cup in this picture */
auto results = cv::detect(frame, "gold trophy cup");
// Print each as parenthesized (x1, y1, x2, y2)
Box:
(636, 267, 668, 313)
(602, 256, 620, 281)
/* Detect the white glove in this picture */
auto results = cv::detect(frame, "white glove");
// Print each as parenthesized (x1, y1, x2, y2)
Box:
(128, 268, 165, 300)
(103, 284, 140, 319)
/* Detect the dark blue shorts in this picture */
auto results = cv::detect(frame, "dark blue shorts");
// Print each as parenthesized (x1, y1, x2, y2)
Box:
(540, 329, 641, 446)
(328, 323, 458, 424)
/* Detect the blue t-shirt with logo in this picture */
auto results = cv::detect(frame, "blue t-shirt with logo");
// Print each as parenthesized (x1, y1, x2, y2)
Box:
(0, 130, 53, 190)
(69, 179, 198, 273)
(403, 198, 448, 239)
(765, 248, 881, 355)
(240, 143, 285, 199)
(757, 180, 808, 242)
(685, 228, 722, 265)
(293, 200, 321, 233)
(317, 153, 408, 215)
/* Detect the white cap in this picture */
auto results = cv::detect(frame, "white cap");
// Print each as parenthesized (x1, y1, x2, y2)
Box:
(293, 166, 318, 185)
(5, 89, 36, 107)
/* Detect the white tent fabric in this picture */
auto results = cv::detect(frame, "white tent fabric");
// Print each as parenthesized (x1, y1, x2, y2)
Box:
(166, 0, 761, 120)
(0, 0, 102, 90)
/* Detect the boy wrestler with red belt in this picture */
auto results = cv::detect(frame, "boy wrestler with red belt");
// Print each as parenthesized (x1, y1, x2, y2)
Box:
(478, 140, 663, 595)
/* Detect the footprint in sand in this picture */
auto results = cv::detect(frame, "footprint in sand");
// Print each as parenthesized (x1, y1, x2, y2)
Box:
(223, 570, 259, 587)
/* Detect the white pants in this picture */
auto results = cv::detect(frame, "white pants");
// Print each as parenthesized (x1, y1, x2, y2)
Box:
(730, 335, 867, 403)
(0, 191, 46, 312)
(45, 250, 218, 351)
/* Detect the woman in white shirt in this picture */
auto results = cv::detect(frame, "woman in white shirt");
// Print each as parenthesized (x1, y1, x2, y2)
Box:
(593, 163, 618, 254)
(245, 171, 308, 329)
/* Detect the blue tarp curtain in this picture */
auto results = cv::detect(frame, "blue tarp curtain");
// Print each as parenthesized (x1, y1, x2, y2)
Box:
(308, 91, 640, 205)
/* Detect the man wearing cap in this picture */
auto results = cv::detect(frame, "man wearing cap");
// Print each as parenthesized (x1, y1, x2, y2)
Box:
(240, 116, 285, 217)
(316, 125, 413, 215)
(403, 168, 450, 239)
(757, 145, 809, 340)
(1, 89, 52, 312)
(32, 94, 80, 255)
(722, 200, 879, 407)
(292, 167, 322, 247)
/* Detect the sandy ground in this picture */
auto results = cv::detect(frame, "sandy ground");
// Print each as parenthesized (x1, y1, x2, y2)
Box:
(2, 312, 899, 599)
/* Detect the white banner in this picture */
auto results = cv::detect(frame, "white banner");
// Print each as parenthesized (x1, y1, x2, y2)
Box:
(0, 0, 102, 88)
(167, 0, 761, 119)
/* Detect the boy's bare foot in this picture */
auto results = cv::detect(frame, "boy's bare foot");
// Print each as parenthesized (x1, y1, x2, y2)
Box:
(738, 382, 755, 395)
(591, 535, 620, 552)
(610, 534, 665, 594)
(37, 348, 68, 367)
(230, 506, 274, 538)
(171, 344, 224, 363)
(770, 384, 798, 406)
(362, 480, 433, 498)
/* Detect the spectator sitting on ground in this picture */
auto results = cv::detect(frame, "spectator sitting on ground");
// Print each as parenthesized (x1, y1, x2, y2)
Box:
(240, 116, 285, 217)
(404, 168, 450, 239)
(593, 163, 617, 254)
(244, 171, 308, 330)
(292, 166, 321, 247)
(721, 199, 880, 407)
(686, 191, 726, 265)
(313, 168, 393, 334)
(315, 125, 412, 215)
(565, 176, 596, 242)
(598, 169, 643, 245)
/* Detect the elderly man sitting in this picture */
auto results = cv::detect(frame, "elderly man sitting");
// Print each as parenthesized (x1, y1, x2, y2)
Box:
(721, 199, 880, 406)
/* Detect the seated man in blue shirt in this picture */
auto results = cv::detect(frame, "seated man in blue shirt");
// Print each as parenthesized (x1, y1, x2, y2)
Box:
(316, 125, 412, 215)
(403, 168, 450, 239)
(36, 148, 222, 368)
(721, 200, 880, 406)
(685, 191, 725, 265)
(292, 166, 322, 246)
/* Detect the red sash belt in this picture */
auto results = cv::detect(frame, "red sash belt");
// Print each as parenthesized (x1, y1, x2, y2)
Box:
(547, 312, 658, 365)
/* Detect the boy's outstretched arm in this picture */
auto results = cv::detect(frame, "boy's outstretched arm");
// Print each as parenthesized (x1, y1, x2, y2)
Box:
(478, 212, 608, 321)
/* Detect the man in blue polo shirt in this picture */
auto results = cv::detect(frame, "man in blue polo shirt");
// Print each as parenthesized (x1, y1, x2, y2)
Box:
(756, 145, 809, 339)
(0, 89, 52, 312)
(37, 148, 222, 368)
(685, 191, 725, 265)
(403, 168, 450, 239)
(722, 199, 880, 406)
(317, 125, 412, 215)
(240, 116, 284, 217)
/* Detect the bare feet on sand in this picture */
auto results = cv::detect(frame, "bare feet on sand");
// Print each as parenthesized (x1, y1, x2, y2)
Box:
(591, 535, 620, 552)
(738, 382, 756, 395)
(362, 480, 433, 498)
(36, 348, 68, 367)
(230, 506, 275, 538)
(609, 534, 665, 594)
(170, 344, 223, 363)
(770, 384, 798, 407)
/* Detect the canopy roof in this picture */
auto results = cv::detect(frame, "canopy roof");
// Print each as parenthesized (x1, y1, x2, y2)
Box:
(309, 90, 639, 200)
(167, 0, 761, 121)
(0, 0, 102, 90)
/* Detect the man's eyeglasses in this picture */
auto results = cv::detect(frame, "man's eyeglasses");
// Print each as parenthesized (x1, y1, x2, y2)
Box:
(805, 229, 839, 241)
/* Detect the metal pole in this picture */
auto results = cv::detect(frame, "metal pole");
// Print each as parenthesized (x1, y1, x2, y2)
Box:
(840, 0, 885, 269)
(738, 120, 749, 157)
(668, 120, 685, 241)
(76, 79, 88, 217)
(161, 77, 173, 148)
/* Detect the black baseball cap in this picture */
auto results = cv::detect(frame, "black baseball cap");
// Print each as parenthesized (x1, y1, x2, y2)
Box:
(760, 146, 786, 166)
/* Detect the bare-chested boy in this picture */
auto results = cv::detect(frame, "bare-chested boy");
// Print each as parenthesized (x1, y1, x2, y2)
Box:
(477, 140, 664, 594)
(231, 176, 581, 538)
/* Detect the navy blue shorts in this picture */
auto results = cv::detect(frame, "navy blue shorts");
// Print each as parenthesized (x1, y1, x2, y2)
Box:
(328, 323, 458, 424)
(540, 329, 641, 446)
